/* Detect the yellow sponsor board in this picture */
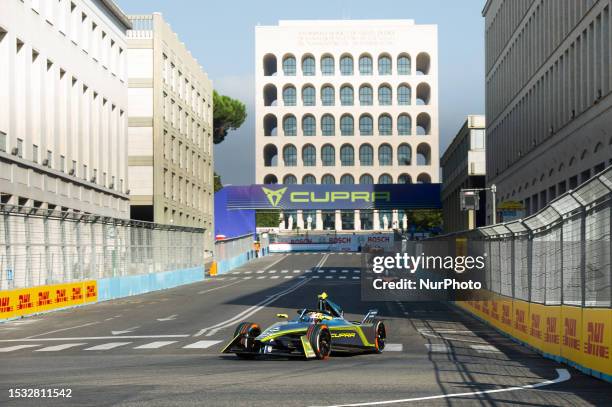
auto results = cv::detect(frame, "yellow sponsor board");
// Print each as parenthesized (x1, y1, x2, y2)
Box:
(560, 305, 582, 366)
(488, 294, 503, 330)
(498, 296, 514, 335)
(512, 299, 530, 343)
(0, 289, 17, 320)
(581, 308, 612, 376)
(540, 305, 562, 357)
(528, 303, 546, 352)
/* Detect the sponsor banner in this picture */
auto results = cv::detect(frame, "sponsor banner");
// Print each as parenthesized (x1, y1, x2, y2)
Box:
(226, 184, 442, 210)
(499, 296, 513, 334)
(512, 299, 530, 344)
(528, 303, 546, 352)
(560, 305, 582, 367)
(271, 233, 395, 252)
(581, 308, 612, 376)
(540, 305, 562, 357)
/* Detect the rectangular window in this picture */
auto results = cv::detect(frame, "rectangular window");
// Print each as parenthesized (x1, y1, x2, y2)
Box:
(0, 131, 6, 152)
(46, 150, 52, 167)
(93, 168, 97, 182)
(72, 160, 76, 175)
(60, 155, 65, 172)
(32, 144, 38, 163)
(83, 164, 87, 179)
(16, 138, 23, 158)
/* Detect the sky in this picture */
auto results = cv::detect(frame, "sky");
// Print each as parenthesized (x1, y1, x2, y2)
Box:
(118, 0, 486, 185)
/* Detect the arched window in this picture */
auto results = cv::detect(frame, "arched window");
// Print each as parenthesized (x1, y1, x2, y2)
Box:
(321, 144, 335, 166)
(302, 115, 316, 136)
(321, 55, 334, 75)
(340, 174, 355, 185)
(263, 84, 277, 106)
(282, 55, 296, 76)
(378, 55, 392, 75)
(302, 144, 316, 166)
(359, 174, 374, 184)
(378, 85, 392, 105)
(398, 143, 412, 165)
(398, 114, 412, 135)
(359, 144, 373, 166)
(263, 144, 278, 166)
(416, 83, 430, 105)
(416, 113, 430, 135)
(302, 55, 315, 76)
(283, 145, 297, 166)
(359, 85, 373, 105)
(283, 115, 297, 136)
(321, 114, 335, 136)
(397, 54, 411, 75)
(398, 174, 412, 184)
(416, 52, 430, 75)
(378, 114, 392, 135)
(417, 143, 431, 165)
(340, 145, 354, 166)
(283, 174, 297, 184)
(359, 114, 373, 136)
(302, 174, 316, 184)
(263, 54, 277, 76)
(417, 173, 431, 184)
(321, 85, 335, 106)
(359, 54, 373, 75)
(378, 174, 393, 184)
(340, 55, 354, 75)
(321, 174, 336, 184)
(340, 115, 354, 136)
(263, 114, 277, 137)
(378, 144, 392, 166)
(340, 85, 354, 106)
(263, 174, 278, 184)
(283, 86, 296, 106)
(398, 84, 411, 105)
(302, 85, 315, 106)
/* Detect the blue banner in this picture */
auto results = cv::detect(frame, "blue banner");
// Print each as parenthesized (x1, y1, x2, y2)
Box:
(225, 184, 441, 210)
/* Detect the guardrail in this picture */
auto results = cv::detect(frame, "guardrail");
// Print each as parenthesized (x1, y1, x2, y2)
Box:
(213, 233, 269, 275)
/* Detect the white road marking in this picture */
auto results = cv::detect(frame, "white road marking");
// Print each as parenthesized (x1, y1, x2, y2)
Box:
(353, 270, 360, 273)
(281, 270, 289, 273)
(244, 271, 252, 274)
(261, 254, 289, 271)
(384, 343, 403, 352)
(341, 270, 349, 273)
(293, 270, 301, 273)
(256, 276, 266, 279)
(228, 277, 238, 281)
(198, 279, 243, 294)
(305, 269, 312, 273)
(25, 321, 100, 339)
(312, 276, 320, 279)
(417, 328, 490, 344)
(183, 340, 222, 349)
(270, 276, 280, 279)
(0, 335, 190, 342)
(134, 341, 177, 349)
(318, 270, 325, 273)
(325, 276, 333, 279)
(0, 344, 40, 352)
(298, 276, 306, 279)
(269, 270, 277, 274)
(156, 315, 178, 322)
(425, 344, 449, 353)
(284, 276, 293, 279)
(339, 276, 347, 280)
(352, 276, 360, 280)
(243, 276, 253, 280)
(256, 270, 265, 274)
(36, 343, 86, 352)
(85, 342, 131, 351)
(111, 326, 139, 335)
(330, 270, 336, 273)
(471, 344, 501, 353)
(312, 369, 571, 407)
(216, 277, 225, 281)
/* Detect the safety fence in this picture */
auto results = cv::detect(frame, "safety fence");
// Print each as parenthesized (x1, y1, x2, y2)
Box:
(433, 165, 612, 381)
(213, 233, 269, 275)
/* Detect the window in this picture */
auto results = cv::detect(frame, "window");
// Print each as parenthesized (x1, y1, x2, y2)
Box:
(398, 85, 411, 105)
(378, 55, 392, 75)
(16, 138, 23, 158)
(378, 144, 392, 165)
(471, 129, 485, 149)
(340, 145, 354, 166)
(283, 86, 296, 106)
(302, 174, 316, 184)
(359, 55, 372, 75)
(302, 145, 316, 166)
(340, 115, 354, 136)
(321, 115, 335, 136)
(302, 56, 315, 76)
(32, 144, 38, 163)
(397, 55, 411, 75)
(321, 85, 335, 106)
(340, 85, 354, 106)
(359, 85, 373, 105)
(46, 150, 52, 168)
(340, 174, 354, 184)
(60, 155, 66, 172)
(398, 114, 411, 135)
(359, 144, 373, 166)
(283, 115, 297, 136)
(283, 55, 296, 75)
(398, 144, 411, 165)
(378, 114, 392, 135)
(340, 55, 353, 75)
(283, 145, 297, 166)
(0, 131, 5, 152)
(302, 115, 316, 136)
(302, 85, 315, 106)
(359, 174, 373, 184)
(321, 55, 334, 75)
(321, 174, 335, 184)
(398, 174, 411, 184)
(283, 175, 297, 185)
(321, 145, 335, 166)
(378, 85, 392, 105)
(378, 174, 393, 184)
(359, 115, 373, 136)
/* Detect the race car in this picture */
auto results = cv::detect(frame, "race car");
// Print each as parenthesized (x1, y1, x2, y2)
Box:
(221, 292, 386, 359)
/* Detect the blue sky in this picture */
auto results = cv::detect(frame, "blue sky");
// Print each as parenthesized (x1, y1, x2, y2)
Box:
(118, 0, 486, 185)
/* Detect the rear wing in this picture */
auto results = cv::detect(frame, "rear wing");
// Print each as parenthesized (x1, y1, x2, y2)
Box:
(361, 309, 378, 324)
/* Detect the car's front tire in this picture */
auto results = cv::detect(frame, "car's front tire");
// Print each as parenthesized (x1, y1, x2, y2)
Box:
(307, 324, 331, 360)
(233, 322, 261, 359)
(373, 320, 386, 353)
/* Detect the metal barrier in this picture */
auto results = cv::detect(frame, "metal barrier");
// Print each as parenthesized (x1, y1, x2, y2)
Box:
(0, 204, 205, 290)
(213, 233, 269, 274)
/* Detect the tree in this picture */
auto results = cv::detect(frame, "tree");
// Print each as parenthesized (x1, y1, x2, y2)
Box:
(213, 172, 223, 192)
(213, 90, 247, 144)
(405, 209, 443, 234)
(256, 210, 281, 227)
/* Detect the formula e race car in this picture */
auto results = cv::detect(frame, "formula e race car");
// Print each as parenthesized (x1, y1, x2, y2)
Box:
(221, 292, 386, 359)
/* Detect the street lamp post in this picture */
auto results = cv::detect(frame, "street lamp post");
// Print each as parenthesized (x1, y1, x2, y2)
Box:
(460, 183, 497, 226)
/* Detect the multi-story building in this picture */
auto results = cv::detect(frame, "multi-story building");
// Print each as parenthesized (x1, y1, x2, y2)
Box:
(126, 13, 214, 250)
(0, 0, 131, 217)
(441, 115, 486, 233)
(483, 0, 612, 220)
(255, 19, 439, 230)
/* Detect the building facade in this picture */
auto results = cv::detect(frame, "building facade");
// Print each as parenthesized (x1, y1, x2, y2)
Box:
(484, 0, 612, 220)
(126, 14, 214, 251)
(441, 115, 486, 233)
(0, 0, 131, 217)
(255, 20, 439, 230)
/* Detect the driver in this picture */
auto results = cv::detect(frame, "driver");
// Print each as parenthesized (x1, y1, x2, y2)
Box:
(304, 311, 325, 323)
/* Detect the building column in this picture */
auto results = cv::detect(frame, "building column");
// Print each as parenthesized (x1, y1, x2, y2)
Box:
(354, 210, 361, 231)
(315, 210, 323, 230)
(392, 209, 399, 230)
(335, 210, 343, 231)
(373, 210, 380, 231)
(296, 210, 304, 230)
(278, 211, 285, 230)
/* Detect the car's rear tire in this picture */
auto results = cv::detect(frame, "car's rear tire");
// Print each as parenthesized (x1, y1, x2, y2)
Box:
(373, 320, 386, 353)
(233, 322, 261, 359)
(307, 324, 331, 360)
